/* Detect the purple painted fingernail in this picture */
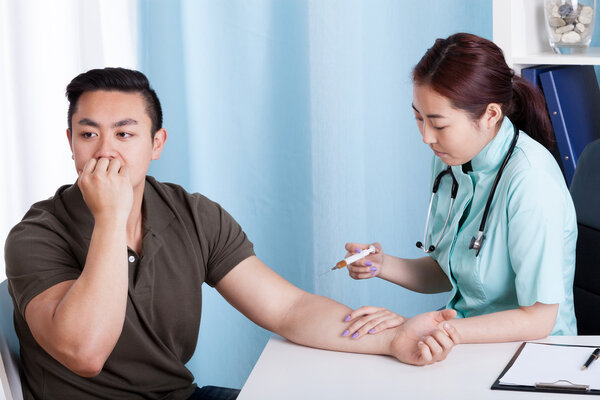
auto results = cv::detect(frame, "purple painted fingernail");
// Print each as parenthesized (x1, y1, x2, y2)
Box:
(355, 248, 361, 253)
(371, 271, 375, 276)
(342, 329, 349, 337)
(369, 267, 377, 272)
(352, 332, 359, 339)
(369, 328, 375, 334)
(365, 261, 372, 266)
(344, 315, 351, 322)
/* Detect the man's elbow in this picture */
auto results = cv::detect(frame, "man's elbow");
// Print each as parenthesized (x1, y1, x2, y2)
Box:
(56, 345, 110, 378)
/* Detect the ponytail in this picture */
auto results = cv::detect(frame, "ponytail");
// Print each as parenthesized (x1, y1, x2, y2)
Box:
(505, 75, 554, 149)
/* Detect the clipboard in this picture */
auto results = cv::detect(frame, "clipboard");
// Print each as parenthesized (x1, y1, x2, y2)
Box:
(492, 342, 600, 395)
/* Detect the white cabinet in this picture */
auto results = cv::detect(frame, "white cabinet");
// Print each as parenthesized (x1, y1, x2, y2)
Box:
(493, 0, 600, 73)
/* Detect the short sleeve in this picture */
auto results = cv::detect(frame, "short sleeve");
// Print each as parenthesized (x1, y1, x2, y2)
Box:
(507, 169, 568, 306)
(195, 199, 255, 287)
(5, 215, 82, 316)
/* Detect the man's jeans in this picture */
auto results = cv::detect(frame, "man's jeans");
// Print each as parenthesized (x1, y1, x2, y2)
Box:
(188, 385, 240, 400)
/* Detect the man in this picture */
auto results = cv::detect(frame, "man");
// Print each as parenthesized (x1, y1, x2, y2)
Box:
(5, 68, 458, 400)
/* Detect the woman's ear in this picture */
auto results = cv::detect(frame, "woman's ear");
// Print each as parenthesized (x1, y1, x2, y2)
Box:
(483, 103, 503, 131)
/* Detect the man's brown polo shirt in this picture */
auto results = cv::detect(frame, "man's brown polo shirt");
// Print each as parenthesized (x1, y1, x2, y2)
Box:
(5, 176, 255, 399)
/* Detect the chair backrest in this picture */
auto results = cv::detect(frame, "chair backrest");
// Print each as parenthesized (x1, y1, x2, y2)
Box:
(570, 139, 600, 335)
(0, 279, 22, 400)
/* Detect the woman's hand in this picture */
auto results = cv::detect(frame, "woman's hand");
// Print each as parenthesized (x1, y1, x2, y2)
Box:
(344, 242, 383, 279)
(341, 306, 406, 339)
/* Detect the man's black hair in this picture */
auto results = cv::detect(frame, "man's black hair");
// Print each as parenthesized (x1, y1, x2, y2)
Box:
(66, 67, 163, 138)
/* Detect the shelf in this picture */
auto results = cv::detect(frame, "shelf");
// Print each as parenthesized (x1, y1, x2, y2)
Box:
(512, 47, 600, 67)
(494, 0, 600, 73)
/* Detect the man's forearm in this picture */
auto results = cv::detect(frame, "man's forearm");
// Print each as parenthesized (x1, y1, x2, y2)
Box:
(217, 256, 458, 366)
(46, 218, 129, 372)
(276, 292, 395, 355)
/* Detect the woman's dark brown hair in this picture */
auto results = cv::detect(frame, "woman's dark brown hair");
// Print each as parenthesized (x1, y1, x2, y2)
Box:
(413, 33, 554, 149)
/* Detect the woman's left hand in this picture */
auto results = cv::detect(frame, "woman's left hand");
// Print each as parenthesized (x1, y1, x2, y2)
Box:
(342, 306, 406, 339)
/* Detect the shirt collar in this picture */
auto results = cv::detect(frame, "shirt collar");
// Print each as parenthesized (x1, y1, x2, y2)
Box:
(142, 176, 176, 234)
(467, 117, 516, 174)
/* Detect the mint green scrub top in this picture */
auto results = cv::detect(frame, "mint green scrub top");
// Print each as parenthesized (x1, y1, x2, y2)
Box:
(427, 117, 577, 335)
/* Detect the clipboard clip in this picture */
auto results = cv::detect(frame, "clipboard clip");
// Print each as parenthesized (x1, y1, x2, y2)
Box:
(535, 380, 590, 392)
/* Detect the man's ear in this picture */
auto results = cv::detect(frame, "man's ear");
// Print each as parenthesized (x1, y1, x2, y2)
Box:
(151, 129, 167, 160)
(66, 129, 73, 149)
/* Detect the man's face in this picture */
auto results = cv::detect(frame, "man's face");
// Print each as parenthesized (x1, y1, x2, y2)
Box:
(67, 90, 165, 190)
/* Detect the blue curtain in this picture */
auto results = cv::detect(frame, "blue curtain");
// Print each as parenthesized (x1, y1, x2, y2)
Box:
(139, 0, 492, 388)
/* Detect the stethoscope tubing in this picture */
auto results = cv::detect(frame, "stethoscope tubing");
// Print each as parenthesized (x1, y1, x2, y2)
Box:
(417, 124, 519, 256)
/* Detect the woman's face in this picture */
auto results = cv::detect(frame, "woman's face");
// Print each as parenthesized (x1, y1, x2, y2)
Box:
(412, 83, 500, 166)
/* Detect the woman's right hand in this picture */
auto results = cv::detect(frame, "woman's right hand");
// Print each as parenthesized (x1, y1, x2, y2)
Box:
(344, 242, 384, 279)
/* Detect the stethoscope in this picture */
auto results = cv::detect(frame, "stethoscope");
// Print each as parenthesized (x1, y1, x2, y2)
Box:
(416, 125, 519, 257)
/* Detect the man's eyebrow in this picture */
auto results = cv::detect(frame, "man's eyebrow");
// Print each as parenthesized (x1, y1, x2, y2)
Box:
(112, 118, 138, 128)
(77, 118, 100, 127)
(411, 104, 447, 119)
(76, 118, 139, 128)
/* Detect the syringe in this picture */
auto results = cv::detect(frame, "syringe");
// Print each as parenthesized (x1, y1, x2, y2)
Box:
(320, 245, 376, 276)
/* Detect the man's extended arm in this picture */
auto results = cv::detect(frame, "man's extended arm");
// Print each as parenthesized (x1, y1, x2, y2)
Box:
(216, 256, 458, 365)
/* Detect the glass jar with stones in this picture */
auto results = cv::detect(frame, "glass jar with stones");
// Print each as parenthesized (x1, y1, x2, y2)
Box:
(545, 0, 596, 54)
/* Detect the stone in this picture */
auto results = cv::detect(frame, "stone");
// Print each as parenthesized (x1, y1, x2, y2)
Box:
(561, 30, 582, 43)
(565, 10, 580, 24)
(580, 6, 594, 18)
(579, 14, 593, 24)
(547, 2, 561, 18)
(559, 3, 573, 16)
(549, 17, 566, 27)
(556, 24, 575, 34)
(552, 32, 563, 43)
(576, 22, 586, 33)
(579, 6, 594, 24)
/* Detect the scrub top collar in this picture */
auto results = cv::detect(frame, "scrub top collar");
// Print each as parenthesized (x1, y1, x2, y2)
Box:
(459, 117, 515, 175)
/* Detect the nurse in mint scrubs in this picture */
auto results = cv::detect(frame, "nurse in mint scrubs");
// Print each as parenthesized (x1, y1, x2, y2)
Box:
(343, 33, 577, 343)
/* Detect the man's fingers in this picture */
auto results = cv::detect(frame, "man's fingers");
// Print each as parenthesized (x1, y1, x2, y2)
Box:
(92, 158, 110, 174)
(417, 340, 433, 365)
(429, 330, 453, 355)
(119, 164, 130, 178)
(442, 323, 461, 345)
(107, 158, 122, 174)
(423, 335, 443, 358)
(82, 158, 98, 176)
(433, 309, 457, 324)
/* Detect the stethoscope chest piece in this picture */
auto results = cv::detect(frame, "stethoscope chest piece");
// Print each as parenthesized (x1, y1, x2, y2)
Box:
(469, 231, 485, 256)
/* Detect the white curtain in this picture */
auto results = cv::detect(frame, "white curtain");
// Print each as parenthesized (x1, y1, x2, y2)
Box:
(0, 0, 139, 280)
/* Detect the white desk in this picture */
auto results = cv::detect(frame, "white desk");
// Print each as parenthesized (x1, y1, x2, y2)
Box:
(239, 335, 600, 399)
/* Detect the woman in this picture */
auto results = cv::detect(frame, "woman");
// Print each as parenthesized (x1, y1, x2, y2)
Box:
(343, 33, 577, 343)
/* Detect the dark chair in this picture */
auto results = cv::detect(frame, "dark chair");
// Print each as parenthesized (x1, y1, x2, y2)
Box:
(570, 139, 600, 335)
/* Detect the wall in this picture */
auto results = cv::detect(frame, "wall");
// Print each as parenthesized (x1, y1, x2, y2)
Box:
(138, 0, 493, 389)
